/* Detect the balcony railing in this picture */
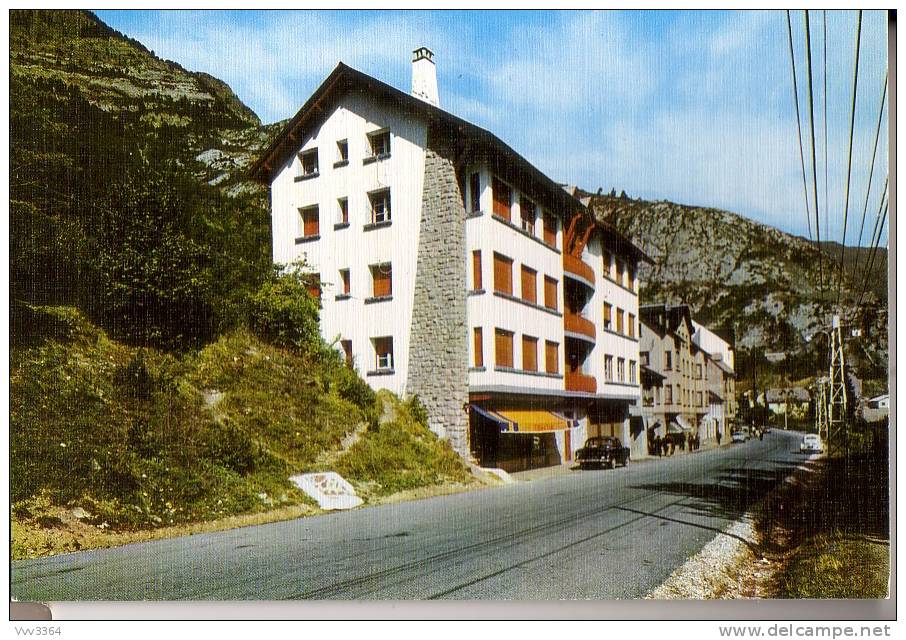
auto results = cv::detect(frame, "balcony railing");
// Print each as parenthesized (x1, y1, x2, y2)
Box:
(565, 372, 597, 394)
(564, 312, 596, 341)
(563, 254, 595, 286)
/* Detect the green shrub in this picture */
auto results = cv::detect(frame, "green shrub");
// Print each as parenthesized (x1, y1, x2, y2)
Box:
(248, 265, 321, 352)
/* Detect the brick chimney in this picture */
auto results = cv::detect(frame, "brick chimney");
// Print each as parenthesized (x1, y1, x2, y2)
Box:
(411, 47, 439, 107)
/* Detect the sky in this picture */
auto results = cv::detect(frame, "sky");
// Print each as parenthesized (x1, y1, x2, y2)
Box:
(95, 9, 889, 246)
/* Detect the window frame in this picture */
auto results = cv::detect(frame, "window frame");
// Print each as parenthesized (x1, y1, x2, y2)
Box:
(299, 205, 320, 238)
(373, 336, 394, 371)
(544, 340, 559, 374)
(520, 265, 537, 304)
(368, 188, 392, 224)
(493, 252, 514, 295)
(370, 262, 392, 298)
(367, 129, 391, 158)
(494, 328, 515, 369)
(299, 148, 319, 177)
(522, 335, 539, 372)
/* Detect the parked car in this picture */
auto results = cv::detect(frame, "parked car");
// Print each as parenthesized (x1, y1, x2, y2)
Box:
(575, 436, 630, 469)
(731, 428, 748, 443)
(800, 433, 823, 453)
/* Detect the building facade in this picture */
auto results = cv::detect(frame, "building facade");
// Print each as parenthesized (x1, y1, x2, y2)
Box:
(252, 49, 648, 471)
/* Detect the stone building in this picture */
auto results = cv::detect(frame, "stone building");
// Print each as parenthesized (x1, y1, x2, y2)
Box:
(251, 48, 648, 472)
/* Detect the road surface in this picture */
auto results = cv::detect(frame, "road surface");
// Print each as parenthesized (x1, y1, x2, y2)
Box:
(12, 430, 805, 600)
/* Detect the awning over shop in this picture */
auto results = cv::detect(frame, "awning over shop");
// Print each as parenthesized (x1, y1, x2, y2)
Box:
(676, 415, 693, 431)
(470, 405, 517, 432)
(496, 409, 571, 433)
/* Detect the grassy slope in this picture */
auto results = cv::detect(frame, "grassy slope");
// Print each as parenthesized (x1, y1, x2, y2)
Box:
(11, 305, 474, 559)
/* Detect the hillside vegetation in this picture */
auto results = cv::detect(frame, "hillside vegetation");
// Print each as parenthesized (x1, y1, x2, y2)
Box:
(12, 304, 472, 558)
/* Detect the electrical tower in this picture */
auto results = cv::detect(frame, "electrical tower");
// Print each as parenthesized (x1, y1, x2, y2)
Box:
(815, 377, 828, 440)
(827, 315, 848, 455)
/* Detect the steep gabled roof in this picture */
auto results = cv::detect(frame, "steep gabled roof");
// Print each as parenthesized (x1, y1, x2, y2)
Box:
(640, 303, 695, 338)
(249, 62, 586, 218)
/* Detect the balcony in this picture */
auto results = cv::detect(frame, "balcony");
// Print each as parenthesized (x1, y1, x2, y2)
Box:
(564, 312, 596, 343)
(565, 372, 597, 394)
(563, 254, 595, 288)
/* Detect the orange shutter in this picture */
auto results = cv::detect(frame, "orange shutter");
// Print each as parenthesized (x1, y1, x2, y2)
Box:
(472, 251, 482, 290)
(493, 253, 513, 295)
(544, 277, 558, 310)
(372, 265, 392, 297)
(545, 341, 559, 374)
(303, 208, 319, 237)
(628, 313, 635, 338)
(522, 336, 538, 371)
(616, 308, 624, 333)
(492, 177, 511, 220)
(603, 303, 612, 328)
(307, 273, 321, 300)
(520, 266, 536, 303)
(473, 327, 484, 368)
(495, 329, 513, 368)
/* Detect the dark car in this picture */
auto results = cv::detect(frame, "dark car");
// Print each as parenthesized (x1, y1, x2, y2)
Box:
(575, 436, 630, 469)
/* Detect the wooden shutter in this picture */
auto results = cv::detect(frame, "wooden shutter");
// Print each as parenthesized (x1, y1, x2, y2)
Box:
(614, 258, 623, 286)
(495, 329, 513, 368)
(472, 251, 482, 290)
(628, 313, 635, 338)
(603, 303, 612, 328)
(470, 173, 481, 213)
(522, 336, 538, 371)
(306, 273, 321, 300)
(493, 253, 513, 295)
(543, 213, 557, 247)
(616, 308, 624, 333)
(545, 341, 559, 374)
(302, 207, 319, 237)
(544, 277, 558, 310)
(473, 327, 483, 368)
(492, 177, 511, 220)
(520, 266, 536, 303)
(372, 264, 392, 297)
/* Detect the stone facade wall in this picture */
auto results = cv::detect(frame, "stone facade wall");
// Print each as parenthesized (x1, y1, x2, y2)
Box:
(405, 128, 470, 459)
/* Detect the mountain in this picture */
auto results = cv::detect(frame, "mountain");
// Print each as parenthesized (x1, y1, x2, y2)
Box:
(584, 192, 888, 379)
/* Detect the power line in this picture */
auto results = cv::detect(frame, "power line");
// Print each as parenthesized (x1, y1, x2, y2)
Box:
(851, 184, 888, 316)
(836, 9, 863, 306)
(823, 11, 829, 255)
(804, 11, 823, 294)
(855, 195, 889, 311)
(785, 10, 816, 251)
(852, 72, 888, 267)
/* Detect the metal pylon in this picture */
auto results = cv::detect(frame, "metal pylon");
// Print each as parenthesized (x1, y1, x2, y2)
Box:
(815, 378, 828, 440)
(827, 315, 847, 455)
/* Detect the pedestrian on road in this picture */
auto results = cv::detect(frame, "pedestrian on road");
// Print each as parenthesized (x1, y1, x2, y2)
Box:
(716, 430, 722, 446)
(655, 435, 662, 457)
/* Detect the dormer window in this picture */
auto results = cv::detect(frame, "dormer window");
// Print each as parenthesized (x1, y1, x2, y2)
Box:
(298, 149, 319, 180)
(366, 130, 391, 161)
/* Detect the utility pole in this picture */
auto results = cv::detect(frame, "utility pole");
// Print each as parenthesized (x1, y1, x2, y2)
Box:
(827, 314, 848, 455)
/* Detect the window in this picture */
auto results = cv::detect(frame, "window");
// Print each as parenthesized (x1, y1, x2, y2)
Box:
(545, 341, 559, 374)
(300, 206, 319, 238)
(697, 364, 702, 379)
(640, 351, 650, 366)
(374, 337, 394, 370)
(697, 391, 703, 407)
(664, 350, 672, 370)
(339, 269, 350, 295)
(469, 173, 481, 213)
(370, 263, 392, 298)
(337, 198, 349, 225)
(543, 213, 557, 247)
(604, 355, 614, 382)
(493, 253, 513, 295)
(627, 264, 636, 291)
(602, 250, 612, 278)
(665, 385, 673, 404)
(520, 198, 536, 234)
(473, 327, 484, 368)
(617, 358, 625, 382)
(628, 313, 636, 338)
(472, 251, 482, 291)
(616, 308, 624, 334)
(306, 273, 321, 300)
(520, 265, 537, 304)
(495, 329, 514, 368)
(629, 360, 637, 384)
(369, 189, 391, 223)
(340, 340, 353, 367)
(543, 276, 558, 311)
(336, 140, 349, 163)
(614, 258, 624, 287)
(368, 130, 390, 157)
(492, 177, 512, 221)
(603, 303, 612, 330)
(299, 149, 319, 177)
(522, 335, 538, 372)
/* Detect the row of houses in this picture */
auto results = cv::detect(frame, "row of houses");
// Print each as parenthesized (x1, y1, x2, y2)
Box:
(251, 48, 738, 472)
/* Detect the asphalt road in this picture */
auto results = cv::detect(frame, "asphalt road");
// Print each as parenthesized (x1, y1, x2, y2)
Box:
(12, 430, 806, 600)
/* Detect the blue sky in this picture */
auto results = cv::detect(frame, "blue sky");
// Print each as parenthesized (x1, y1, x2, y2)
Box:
(96, 9, 889, 246)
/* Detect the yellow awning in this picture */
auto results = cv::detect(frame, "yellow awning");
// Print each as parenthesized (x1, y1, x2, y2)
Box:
(496, 410, 570, 433)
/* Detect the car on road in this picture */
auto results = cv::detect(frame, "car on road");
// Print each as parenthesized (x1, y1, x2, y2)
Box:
(731, 428, 748, 443)
(800, 433, 823, 453)
(575, 436, 630, 469)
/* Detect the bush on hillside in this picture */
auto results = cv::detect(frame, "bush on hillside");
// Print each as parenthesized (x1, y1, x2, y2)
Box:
(247, 264, 321, 353)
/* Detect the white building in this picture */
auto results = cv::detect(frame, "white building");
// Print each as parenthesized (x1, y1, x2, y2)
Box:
(252, 49, 649, 471)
